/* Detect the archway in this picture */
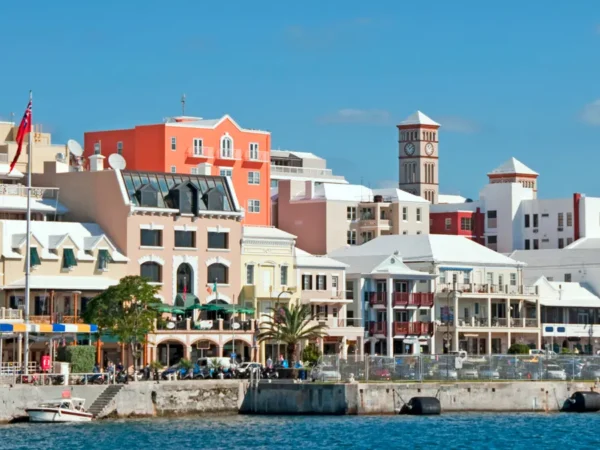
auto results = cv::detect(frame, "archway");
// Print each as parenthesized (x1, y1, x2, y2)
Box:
(190, 339, 219, 361)
(223, 339, 251, 363)
(157, 340, 184, 367)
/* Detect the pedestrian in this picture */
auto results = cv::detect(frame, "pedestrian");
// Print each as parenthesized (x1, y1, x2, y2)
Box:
(266, 356, 273, 369)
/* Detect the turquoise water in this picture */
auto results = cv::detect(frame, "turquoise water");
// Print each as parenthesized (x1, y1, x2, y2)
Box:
(1, 414, 600, 449)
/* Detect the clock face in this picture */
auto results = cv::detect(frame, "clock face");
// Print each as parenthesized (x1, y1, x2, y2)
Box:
(425, 143, 434, 156)
(404, 143, 416, 156)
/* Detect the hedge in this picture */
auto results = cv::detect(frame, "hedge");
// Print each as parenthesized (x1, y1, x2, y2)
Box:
(56, 346, 96, 373)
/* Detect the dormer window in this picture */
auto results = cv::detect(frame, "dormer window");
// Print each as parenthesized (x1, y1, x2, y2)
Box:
(202, 187, 225, 211)
(62, 248, 77, 270)
(136, 184, 159, 208)
(169, 182, 198, 215)
(30, 248, 41, 267)
(98, 249, 113, 271)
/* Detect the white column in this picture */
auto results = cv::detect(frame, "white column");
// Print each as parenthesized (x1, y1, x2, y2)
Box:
(487, 297, 492, 327)
(487, 331, 492, 355)
(506, 298, 511, 328)
(519, 300, 524, 327)
(369, 339, 375, 355)
(341, 337, 347, 359)
(452, 289, 459, 352)
(386, 278, 394, 357)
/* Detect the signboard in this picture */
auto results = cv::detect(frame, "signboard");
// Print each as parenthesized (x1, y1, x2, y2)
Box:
(41, 355, 51, 372)
(61, 389, 71, 399)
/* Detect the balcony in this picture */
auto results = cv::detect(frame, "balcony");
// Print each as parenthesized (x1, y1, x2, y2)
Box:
(185, 146, 214, 159)
(156, 318, 256, 332)
(393, 292, 434, 308)
(0, 184, 59, 200)
(368, 321, 387, 336)
(455, 316, 538, 328)
(394, 321, 434, 336)
(368, 292, 386, 307)
(244, 150, 269, 163)
(0, 308, 22, 321)
(214, 149, 242, 161)
(29, 314, 84, 324)
(438, 283, 538, 296)
(270, 165, 347, 182)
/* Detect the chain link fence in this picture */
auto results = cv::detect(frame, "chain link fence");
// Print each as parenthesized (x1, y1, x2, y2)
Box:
(317, 354, 600, 382)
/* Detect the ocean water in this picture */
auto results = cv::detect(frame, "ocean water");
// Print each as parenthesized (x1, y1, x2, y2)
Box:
(1, 414, 600, 450)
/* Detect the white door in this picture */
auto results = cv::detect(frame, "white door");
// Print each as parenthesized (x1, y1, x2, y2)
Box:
(331, 276, 339, 297)
(263, 268, 272, 293)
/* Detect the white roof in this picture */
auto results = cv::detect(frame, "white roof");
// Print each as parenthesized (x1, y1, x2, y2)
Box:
(164, 114, 269, 135)
(6, 275, 119, 290)
(0, 195, 68, 214)
(295, 183, 427, 203)
(430, 200, 480, 213)
(243, 226, 296, 240)
(271, 150, 323, 160)
(372, 188, 430, 204)
(488, 157, 538, 176)
(329, 234, 523, 267)
(398, 111, 440, 127)
(565, 237, 600, 250)
(333, 254, 435, 278)
(295, 248, 348, 269)
(0, 220, 128, 262)
(0, 165, 24, 179)
(438, 194, 467, 204)
(534, 277, 600, 307)
(509, 248, 600, 268)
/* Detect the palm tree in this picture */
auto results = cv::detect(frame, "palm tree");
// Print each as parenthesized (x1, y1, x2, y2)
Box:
(257, 303, 328, 363)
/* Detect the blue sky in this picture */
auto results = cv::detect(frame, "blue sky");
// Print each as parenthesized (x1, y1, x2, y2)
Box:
(1, 1, 600, 199)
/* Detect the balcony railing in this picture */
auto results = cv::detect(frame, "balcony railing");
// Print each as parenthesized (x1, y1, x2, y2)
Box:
(185, 146, 214, 159)
(368, 292, 386, 306)
(393, 321, 434, 336)
(368, 321, 387, 336)
(438, 283, 538, 296)
(270, 165, 333, 177)
(393, 292, 434, 308)
(156, 318, 257, 332)
(0, 184, 58, 200)
(0, 308, 23, 321)
(455, 317, 537, 328)
(214, 149, 242, 160)
(29, 314, 84, 324)
(244, 150, 269, 163)
(312, 317, 363, 328)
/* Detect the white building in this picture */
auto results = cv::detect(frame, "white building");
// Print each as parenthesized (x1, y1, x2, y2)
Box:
(270, 150, 348, 188)
(329, 234, 541, 356)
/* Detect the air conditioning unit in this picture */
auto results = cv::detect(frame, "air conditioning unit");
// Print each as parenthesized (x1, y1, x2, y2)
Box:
(557, 227, 563, 231)
(533, 229, 539, 233)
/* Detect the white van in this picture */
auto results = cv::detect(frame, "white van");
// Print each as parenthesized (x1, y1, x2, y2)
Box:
(197, 357, 232, 369)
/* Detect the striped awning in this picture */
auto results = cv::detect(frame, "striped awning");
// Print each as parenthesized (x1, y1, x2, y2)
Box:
(0, 323, 98, 333)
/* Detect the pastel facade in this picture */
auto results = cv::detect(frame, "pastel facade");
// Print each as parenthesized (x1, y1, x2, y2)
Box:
(83, 115, 271, 226)
(270, 150, 348, 187)
(274, 180, 430, 255)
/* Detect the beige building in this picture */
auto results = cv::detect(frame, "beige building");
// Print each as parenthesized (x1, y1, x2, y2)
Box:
(274, 180, 430, 255)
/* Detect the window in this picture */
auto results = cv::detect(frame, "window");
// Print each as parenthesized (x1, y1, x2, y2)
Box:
(246, 265, 254, 285)
(248, 171, 260, 185)
(487, 210, 497, 228)
(402, 230, 408, 235)
(280, 266, 288, 286)
(249, 142, 259, 160)
(510, 273, 517, 286)
(171, 137, 177, 151)
(220, 168, 233, 178)
(445, 218, 452, 230)
(567, 237, 573, 245)
(558, 238, 564, 249)
(175, 230, 196, 248)
(316, 275, 326, 290)
(487, 272, 493, 285)
(117, 141, 123, 155)
(461, 217, 472, 231)
(487, 235, 497, 250)
(62, 248, 77, 270)
(524, 239, 530, 250)
(93, 142, 101, 155)
(193, 138, 203, 156)
(208, 263, 228, 284)
(417, 231, 422, 235)
(347, 207, 357, 221)
(498, 274, 504, 288)
(564, 273, 572, 282)
(140, 262, 162, 283)
(220, 135, 233, 158)
(347, 230, 356, 245)
(332, 275, 339, 293)
(208, 232, 228, 249)
(191, 167, 198, 175)
(416, 208, 422, 222)
(558, 213, 564, 227)
(533, 214, 539, 228)
(170, 166, 176, 173)
(141, 229, 162, 247)
(248, 200, 260, 213)
(533, 239, 539, 250)
(474, 303, 479, 315)
(402, 207, 408, 221)
(524, 214, 530, 228)
(302, 275, 312, 290)
(98, 249, 112, 271)
(567, 212, 573, 227)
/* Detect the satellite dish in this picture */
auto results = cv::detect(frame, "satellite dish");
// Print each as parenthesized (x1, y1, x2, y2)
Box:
(67, 139, 83, 157)
(108, 153, 126, 171)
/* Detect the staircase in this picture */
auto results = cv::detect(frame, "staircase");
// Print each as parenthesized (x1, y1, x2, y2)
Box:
(88, 385, 124, 418)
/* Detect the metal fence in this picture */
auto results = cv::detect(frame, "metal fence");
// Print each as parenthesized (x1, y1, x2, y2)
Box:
(319, 354, 600, 382)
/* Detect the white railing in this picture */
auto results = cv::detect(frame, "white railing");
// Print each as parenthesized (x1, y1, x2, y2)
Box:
(244, 150, 269, 162)
(215, 149, 242, 160)
(186, 146, 214, 158)
(270, 165, 335, 177)
(0, 307, 23, 320)
(0, 184, 59, 199)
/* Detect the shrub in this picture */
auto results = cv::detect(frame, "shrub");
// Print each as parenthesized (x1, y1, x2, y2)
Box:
(301, 343, 322, 366)
(507, 343, 531, 355)
(561, 347, 572, 354)
(150, 361, 163, 370)
(179, 358, 193, 370)
(56, 346, 96, 373)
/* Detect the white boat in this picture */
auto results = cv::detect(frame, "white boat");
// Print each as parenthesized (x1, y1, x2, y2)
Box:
(26, 398, 93, 422)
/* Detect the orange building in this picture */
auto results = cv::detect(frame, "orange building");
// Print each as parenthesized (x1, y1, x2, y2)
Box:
(83, 115, 271, 225)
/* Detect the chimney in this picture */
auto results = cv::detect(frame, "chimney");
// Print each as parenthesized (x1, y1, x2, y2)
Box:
(198, 163, 212, 175)
(89, 154, 105, 172)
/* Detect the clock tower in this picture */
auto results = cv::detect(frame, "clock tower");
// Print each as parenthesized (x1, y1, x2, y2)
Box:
(397, 111, 440, 204)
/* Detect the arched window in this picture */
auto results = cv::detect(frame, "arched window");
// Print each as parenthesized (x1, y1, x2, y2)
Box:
(177, 263, 193, 294)
(220, 135, 233, 158)
(208, 263, 228, 284)
(141, 262, 162, 283)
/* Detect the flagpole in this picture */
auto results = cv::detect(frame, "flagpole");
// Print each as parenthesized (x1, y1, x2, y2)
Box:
(23, 90, 32, 376)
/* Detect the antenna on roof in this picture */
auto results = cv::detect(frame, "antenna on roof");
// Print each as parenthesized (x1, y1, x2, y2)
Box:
(108, 153, 127, 171)
(181, 93, 186, 115)
(66, 139, 84, 171)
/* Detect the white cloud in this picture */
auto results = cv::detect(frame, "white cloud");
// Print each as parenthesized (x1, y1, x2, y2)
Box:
(436, 115, 479, 134)
(580, 99, 600, 126)
(318, 108, 391, 125)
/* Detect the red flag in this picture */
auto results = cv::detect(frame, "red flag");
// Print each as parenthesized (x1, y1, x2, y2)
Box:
(183, 281, 187, 301)
(9, 100, 32, 174)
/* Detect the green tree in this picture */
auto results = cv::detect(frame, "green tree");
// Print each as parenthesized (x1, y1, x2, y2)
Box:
(258, 304, 327, 363)
(83, 276, 159, 373)
(301, 343, 322, 366)
(507, 343, 531, 355)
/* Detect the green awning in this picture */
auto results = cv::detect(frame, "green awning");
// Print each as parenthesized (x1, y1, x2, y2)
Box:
(174, 293, 199, 309)
(149, 303, 186, 315)
(30, 247, 41, 267)
(63, 248, 77, 269)
(186, 303, 205, 311)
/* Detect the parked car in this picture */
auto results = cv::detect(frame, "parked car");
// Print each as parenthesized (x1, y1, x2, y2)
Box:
(458, 363, 479, 380)
(394, 365, 417, 381)
(544, 364, 567, 380)
(237, 362, 262, 378)
(310, 365, 341, 382)
(580, 364, 600, 380)
(478, 365, 500, 380)
(498, 364, 525, 380)
(435, 364, 458, 380)
(371, 367, 392, 381)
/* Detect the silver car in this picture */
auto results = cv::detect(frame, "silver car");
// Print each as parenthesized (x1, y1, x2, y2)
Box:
(544, 364, 567, 380)
(459, 363, 479, 380)
(478, 365, 500, 380)
(310, 365, 341, 382)
(436, 364, 458, 380)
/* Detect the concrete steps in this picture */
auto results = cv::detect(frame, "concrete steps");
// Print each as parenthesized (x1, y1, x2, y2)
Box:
(88, 385, 123, 418)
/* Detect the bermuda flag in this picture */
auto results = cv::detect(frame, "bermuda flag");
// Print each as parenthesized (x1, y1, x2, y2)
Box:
(9, 98, 32, 174)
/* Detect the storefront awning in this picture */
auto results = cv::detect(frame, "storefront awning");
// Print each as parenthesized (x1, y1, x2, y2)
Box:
(0, 323, 98, 333)
(174, 293, 200, 309)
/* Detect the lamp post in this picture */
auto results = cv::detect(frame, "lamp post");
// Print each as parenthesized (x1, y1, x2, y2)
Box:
(444, 281, 462, 380)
